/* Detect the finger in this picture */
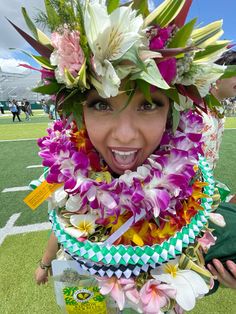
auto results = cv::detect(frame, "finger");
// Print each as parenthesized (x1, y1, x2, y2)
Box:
(226, 260, 236, 279)
(212, 259, 236, 288)
(207, 263, 218, 279)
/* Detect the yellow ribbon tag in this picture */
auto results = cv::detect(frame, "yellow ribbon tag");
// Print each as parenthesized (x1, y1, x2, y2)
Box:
(23, 180, 62, 210)
(63, 286, 107, 314)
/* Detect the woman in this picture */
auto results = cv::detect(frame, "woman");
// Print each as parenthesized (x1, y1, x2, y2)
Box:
(15, 0, 236, 312)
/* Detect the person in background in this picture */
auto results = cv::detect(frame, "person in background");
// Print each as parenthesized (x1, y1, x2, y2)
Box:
(9, 99, 22, 122)
(0, 102, 4, 114)
(202, 50, 236, 289)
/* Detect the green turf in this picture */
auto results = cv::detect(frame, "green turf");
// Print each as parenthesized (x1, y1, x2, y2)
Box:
(0, 231, 235, 314)
(224, 117, 236, 128)
(0, 140, 48, 228)
(214, 129, 236, 193)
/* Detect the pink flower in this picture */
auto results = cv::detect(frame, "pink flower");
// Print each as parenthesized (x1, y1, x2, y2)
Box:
(198, 231, 217, 253)
(149, 26, 177, 84)
(96, 276, 137, 310)
(140, 279, 176, 314)
(50, 28, 85, 82)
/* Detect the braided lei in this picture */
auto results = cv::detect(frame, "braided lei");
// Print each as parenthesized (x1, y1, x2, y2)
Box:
(38, 110, 221, 313)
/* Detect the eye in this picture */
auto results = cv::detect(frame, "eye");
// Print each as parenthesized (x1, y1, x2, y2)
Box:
(139, 100, 164, 111)
(87, 100, 112, 111)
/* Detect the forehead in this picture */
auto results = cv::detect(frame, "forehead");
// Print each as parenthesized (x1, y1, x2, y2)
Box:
(86, 88, 170, 103)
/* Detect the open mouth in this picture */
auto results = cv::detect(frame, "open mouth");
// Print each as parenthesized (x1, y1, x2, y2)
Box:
(111, 149, 139, 171)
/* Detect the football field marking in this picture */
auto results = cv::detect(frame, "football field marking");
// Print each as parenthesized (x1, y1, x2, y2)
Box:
(0, 213, 51, 246)
(2, 186, 31, 193)
(27, 165, 43, 169)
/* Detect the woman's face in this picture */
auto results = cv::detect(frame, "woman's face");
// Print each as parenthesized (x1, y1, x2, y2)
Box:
(83, 89, 170, 175)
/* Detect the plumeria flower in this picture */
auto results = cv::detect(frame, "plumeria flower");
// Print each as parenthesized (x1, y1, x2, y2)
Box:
(84, 1, 144, 97)
(151, 259, 209, 311)
(140, 279, 176, 314)
(96, 276, 137, 310)
(64, 214, 97, 238)
(198, 231, 217, 253)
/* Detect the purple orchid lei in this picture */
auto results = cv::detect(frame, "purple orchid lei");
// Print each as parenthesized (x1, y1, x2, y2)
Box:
(38, 110, 203, 224)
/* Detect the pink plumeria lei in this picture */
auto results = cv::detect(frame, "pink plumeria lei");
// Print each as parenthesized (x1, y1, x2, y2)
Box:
(38, 110, 203, 229)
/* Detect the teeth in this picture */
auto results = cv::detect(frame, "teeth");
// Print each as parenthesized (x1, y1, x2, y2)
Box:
(111, 150, 137, 156)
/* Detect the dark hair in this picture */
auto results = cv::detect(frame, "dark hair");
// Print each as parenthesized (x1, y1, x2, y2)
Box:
(215, 50, 236, 65)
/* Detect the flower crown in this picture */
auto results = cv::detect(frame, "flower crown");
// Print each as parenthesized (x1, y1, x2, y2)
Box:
(9, 0, 235, 126)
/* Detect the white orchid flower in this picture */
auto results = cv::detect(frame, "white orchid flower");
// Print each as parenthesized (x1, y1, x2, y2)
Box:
(48, 186, 67, 210)
(64, 214, 97, 239)
(65, 194, 83, 212)
(84, 1, 144, 97)
(151, 260, 209, 311)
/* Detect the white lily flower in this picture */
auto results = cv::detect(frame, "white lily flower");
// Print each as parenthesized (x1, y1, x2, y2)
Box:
(84, 1, 144, 97)
(181, 63, 226, 97)
(151, 260, 209, 311)
(65, 214, 97, 238)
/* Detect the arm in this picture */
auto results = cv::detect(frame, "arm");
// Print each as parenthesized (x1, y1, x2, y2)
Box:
(35, 232, 59, 285)
(207, 259, 236, 289)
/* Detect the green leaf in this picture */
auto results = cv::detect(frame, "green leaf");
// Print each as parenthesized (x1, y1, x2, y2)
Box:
(192, 20, 223, 48)
(164, 88, 180, 104)
(31, 55, 54, 69)
(119, 46, 146, 72)
(219, 65, 236, 79)
(32, 82, 61, 95)
(107, 0, 120, 14)
(36, 29, 52, 46)
(169, 18, 197, 48)
(21, 7, 38, 40)
(144, 0, 185, 27)
(64, 68, 76, 86)
(136, 80, 153, 105)
(194, 41, 229, 62)
(131, 0, 149, 17)
(172, 106, 180, 133)
(130, 59, 170, 90)
(74, 61, 89, 89)
(44, 0, 61, 30)
(204, 93, 222, 110)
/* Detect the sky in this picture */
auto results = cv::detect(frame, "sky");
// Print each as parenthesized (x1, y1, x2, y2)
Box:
(0, 0, 236, 74)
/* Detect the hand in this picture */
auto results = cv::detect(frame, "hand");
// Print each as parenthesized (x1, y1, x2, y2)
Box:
(207, 259, 236, 289)
(35, 266, 50, 285)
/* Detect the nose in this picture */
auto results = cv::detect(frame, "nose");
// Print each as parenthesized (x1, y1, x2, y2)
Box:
(111, 110, 139, 144)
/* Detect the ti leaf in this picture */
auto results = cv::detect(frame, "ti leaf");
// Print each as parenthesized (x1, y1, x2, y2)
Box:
(144, 0, 185, 28)
(21, 7, 38, 40)
(172, 106, 181, 133)
(32, 82, 61, 95)
(219, 65, 236, 79)
(107, 0, 120, 14)
(192, 20, 224, 48)
(168, 18, 197, 48)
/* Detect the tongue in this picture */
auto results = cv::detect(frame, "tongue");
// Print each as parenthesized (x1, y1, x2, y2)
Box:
(114, 153, 135, 165)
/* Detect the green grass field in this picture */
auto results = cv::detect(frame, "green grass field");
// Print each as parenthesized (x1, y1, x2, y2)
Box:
(0, 111, 236, 313)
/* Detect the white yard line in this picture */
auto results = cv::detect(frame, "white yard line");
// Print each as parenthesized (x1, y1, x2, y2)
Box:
(0, 138, 37, 142)
(2, 186, 31, 193)
(0, 213, 51, 246)
(27, 165, 43, 169)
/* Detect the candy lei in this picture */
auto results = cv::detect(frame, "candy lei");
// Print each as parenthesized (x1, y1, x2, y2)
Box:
(38, 110, 206, 246)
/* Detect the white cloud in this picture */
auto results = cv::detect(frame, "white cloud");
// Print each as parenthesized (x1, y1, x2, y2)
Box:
(0, 58, 30, 74)
(0, 0, 45, 57)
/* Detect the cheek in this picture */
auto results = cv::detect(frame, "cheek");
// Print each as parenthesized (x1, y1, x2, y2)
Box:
(144, 115, 168, 150)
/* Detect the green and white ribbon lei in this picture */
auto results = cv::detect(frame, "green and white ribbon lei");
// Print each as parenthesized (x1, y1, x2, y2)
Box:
(49, 156, 215, 267)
